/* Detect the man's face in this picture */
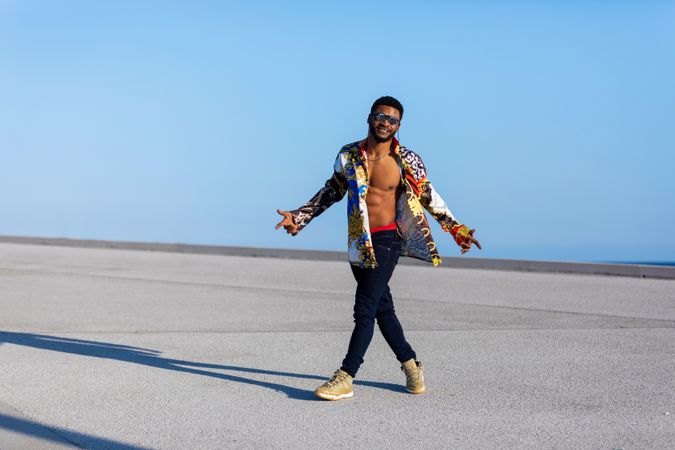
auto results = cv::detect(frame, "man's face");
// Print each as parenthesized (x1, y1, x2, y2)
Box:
(368, 105, 401, 143)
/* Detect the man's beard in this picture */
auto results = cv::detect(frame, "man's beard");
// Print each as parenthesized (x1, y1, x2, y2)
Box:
(369, 122, 395, 143)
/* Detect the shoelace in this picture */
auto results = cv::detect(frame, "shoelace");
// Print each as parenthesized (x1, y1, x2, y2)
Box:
(409, 372, 422, 383)
(403, 364, 423, 383)
(326, 371, 348, 387)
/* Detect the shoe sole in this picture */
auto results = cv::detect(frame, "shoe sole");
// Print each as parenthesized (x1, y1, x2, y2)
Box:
(405, 386, 426, 394)
(314, 391, 354, 401)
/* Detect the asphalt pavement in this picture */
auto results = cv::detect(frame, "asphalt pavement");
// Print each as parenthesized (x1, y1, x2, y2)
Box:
(0, 242, 673, 449)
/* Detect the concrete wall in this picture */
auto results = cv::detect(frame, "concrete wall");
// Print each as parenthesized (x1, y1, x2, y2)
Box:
(1, 235, 673, 279)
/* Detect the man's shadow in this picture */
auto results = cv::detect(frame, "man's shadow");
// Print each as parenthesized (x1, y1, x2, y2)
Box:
(0, 331, 405, 400)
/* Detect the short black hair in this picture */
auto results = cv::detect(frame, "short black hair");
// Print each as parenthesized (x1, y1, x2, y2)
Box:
(370, 96, 404, 120)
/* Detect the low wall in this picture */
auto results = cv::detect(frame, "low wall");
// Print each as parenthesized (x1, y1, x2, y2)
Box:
(0, 235, 673, 280)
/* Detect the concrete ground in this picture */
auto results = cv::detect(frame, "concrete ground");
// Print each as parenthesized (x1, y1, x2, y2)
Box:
(0, 242, 673, 449)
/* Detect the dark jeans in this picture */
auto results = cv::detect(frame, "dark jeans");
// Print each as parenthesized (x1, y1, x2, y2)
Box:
(340, 230, 417, 378)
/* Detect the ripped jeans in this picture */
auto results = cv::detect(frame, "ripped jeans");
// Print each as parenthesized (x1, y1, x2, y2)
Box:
(340, 229, 417, 377)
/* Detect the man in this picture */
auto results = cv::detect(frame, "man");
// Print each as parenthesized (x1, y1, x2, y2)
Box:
(275, 96, 481, 401)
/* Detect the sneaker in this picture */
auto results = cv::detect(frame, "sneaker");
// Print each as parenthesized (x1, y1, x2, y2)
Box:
(401, 359, 425, 394)
(314, 369, 354, 401)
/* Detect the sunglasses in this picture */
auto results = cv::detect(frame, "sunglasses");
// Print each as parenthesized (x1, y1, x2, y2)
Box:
(370, 112, 400, 126)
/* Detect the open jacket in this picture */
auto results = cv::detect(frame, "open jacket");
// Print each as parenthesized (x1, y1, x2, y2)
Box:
(290, 138, 472, 268)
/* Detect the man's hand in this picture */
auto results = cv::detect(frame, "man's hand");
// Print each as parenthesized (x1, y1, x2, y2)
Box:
(460, 229, 482, 255)
(275, 209, 299, 236)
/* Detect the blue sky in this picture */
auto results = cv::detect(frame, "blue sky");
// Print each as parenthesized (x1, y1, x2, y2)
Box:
(1, 1, 674, 262)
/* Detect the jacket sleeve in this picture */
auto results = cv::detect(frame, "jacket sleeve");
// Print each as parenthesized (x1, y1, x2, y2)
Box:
(412, 153, 474, 246)
(289, 154, 348, 231)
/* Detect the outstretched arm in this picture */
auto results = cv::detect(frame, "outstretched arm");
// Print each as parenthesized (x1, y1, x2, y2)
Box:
(275, 156, 347, 236)
(407, 152, 481, 254)
(419, 179, 481, 254)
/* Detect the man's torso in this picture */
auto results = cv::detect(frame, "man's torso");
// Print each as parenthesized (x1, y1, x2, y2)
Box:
(364, 155, 401, 229)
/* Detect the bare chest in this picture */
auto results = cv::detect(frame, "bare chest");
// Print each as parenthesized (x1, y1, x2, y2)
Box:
(365, 156, 401, 192)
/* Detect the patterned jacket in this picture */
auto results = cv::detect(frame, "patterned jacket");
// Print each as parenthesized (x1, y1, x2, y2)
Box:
(290, 138, 472, 268)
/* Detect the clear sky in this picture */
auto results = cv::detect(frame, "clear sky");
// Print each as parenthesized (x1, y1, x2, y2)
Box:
(1, 1, 674, 262)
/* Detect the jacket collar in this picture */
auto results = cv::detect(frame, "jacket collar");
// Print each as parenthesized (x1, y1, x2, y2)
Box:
(358, 137, 401, 161)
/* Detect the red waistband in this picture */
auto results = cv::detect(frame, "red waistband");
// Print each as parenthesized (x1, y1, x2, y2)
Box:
(370, 222, 397, 234)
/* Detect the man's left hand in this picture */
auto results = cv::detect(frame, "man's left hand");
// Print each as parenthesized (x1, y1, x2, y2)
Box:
(460, 229, 482, 255)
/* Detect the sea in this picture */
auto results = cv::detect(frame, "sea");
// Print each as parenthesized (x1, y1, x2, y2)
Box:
(606, 261, 675, 267)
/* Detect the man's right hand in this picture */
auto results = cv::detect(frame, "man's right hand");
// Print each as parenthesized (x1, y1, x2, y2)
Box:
(275, 209, 299, 236)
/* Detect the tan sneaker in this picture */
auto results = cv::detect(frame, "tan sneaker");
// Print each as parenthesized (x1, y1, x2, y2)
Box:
(401, 359, 425, 394)
(314, 369, 354, 401)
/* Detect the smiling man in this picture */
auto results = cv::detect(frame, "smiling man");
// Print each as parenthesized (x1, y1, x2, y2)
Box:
(275, 96, 481, 401)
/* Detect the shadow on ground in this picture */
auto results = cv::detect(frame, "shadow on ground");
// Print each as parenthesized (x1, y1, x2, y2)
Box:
(0, 331, 404, 402)
(0, 412, 149, 450)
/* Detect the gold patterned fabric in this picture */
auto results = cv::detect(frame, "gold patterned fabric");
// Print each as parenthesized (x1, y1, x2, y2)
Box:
(290, 138, 469, 268)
